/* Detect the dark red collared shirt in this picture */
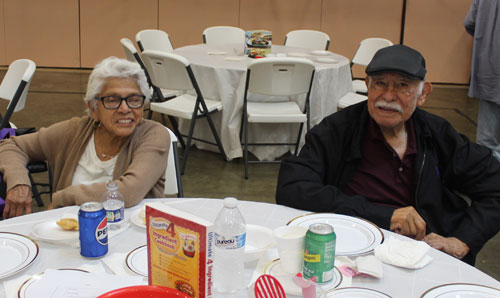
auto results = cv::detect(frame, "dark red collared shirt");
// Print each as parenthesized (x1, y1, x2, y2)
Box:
(343, 117, 417, 208)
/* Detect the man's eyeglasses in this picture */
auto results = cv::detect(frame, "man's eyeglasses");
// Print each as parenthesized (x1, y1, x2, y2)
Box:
(368, 77, 422, 96)
(96, 95, 146, 109)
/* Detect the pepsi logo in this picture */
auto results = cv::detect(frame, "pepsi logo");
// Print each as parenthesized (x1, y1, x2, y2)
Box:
(96, 217, 108, 245)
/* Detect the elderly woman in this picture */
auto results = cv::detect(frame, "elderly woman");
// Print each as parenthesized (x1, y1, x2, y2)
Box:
(0, 57, 170, 219)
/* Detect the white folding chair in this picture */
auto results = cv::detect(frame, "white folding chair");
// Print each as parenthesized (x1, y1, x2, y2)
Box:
(0, 59, 50, 207)
(242, 57, 315, 178)
(0, 59, 36, 129)
(164, 127, 183, 197)
(350, 38, 393, 94)
(141, 50, 227, 175)
(284, 30, 330, 51)
(120, 38, 179, 121)
(202, 26, 245, 45)
(337, 92, 367, 110)
(136, 29, 174, 53)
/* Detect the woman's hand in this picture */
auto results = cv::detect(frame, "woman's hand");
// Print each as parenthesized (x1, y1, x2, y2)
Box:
(424, 233, 470, 259)
(3, 185, 32, 219)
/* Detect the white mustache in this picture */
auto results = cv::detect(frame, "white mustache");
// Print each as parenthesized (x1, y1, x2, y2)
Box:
(375, 101, 403, 113)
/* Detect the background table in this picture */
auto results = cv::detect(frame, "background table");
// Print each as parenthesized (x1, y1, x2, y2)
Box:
(1, 198, 499, 298)
(173, 44, 353, 161)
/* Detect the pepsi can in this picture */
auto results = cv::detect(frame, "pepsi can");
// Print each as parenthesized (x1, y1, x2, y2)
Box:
(79, 202, 108, 258)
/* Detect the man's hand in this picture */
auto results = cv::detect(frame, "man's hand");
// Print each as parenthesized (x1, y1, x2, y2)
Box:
(3, 185, 32, 219)
(424, 233, 470, 259)
(390, 206, 426, 240)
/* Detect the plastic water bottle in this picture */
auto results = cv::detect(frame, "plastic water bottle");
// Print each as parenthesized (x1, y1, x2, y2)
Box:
(213, 197, 247, 293)
(101, 181, 125, 230)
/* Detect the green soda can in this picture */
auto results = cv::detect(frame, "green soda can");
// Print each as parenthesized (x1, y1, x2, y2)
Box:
(303, 223, 336, 283)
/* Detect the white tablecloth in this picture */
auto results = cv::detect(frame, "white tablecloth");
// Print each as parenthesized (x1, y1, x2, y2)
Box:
(1, 198, 499, 298)
(173, 44, 354, 161)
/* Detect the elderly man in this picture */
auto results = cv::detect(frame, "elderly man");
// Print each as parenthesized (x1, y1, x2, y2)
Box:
(276, 44, 500, 265)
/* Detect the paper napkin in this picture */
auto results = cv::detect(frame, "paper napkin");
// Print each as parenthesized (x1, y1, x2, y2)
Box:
(102, 252, 136, 276)
(78, 263, 107, 274)
(207, 51, 227, 55)
(22, 269, 143, 297)
(336, 255, 383, 278)
(356, 255, 383, 278)
(224, 56, 247, 62)
(374, 236, 432, 269)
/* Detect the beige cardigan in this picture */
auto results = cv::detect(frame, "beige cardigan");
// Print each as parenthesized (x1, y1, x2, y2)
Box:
(0, 116, 170, 208)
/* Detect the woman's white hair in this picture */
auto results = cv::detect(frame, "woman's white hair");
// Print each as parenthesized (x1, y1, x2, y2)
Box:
(84, 57, 151, 111)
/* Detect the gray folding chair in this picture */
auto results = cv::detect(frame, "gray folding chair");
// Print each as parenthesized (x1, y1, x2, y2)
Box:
(136, 29, 174, 53)
(241, 57, 315, 178)
(164, 127, 183, 197)
(202, 26, 245, 45)
(141, 50, 227, 175)
(284, 30, 330, 51)
(0, 59, 50, 206)
(120, 38, 179, 125)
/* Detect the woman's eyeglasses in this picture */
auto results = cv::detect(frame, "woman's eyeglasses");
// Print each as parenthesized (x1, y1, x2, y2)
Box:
(96, 95, 145, 109)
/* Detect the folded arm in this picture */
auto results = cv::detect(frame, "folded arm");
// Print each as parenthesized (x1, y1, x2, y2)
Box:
(276, 129, 395, 229)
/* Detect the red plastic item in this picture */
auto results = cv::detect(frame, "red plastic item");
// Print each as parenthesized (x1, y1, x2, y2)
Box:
(97, 285, 191, 298)
(254, 274, 286, 298)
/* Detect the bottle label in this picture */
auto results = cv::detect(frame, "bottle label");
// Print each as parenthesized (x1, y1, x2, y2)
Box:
(106, 207, 124, 223)
(214, 232, 246, 249)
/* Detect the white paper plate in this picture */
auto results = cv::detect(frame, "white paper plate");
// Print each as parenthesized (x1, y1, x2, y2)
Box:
(245, 224, 274, 263)
(264, 258, 342, 296)
(18, 268, 89, 298)
(420, 283, 500, 298)
(131, 208, 146, 229)
(310, 50, 332, 56)
(316, 57, 340, 63)
(327, 287, 392, 297)
(287, 52, 310, 57)
(125, 245, 148, 277)
(32, 220, 79, 241)
(0, 232, 39, 280)
(287, 213, 384, 256)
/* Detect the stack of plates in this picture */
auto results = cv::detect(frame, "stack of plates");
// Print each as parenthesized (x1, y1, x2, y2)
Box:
(287, 213, 384, 256)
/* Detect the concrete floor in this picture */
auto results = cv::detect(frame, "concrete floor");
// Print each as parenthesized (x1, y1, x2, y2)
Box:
(1, 68, 498, 281)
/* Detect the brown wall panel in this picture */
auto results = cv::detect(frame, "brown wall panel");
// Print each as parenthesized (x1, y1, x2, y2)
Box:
(0, 0, 6, 66)
(159, 0, 240, 48)
(4, 0, 79, 67)
(321, 0, 403, 78)
(80, 0, 158, 68)
(404, 0, 473, 84)
(240, 0, 322, 45)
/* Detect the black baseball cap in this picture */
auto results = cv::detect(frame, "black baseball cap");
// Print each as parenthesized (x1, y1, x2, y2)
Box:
(365, 44, 426, 80)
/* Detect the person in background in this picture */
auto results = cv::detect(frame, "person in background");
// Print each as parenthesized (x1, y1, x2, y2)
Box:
(464, 0, 500, 161)
(276, 44, 500, 265)
(0, 57, 170, 219)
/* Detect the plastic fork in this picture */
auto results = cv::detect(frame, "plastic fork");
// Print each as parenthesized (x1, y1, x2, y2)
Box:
(254, 274, 286, 298)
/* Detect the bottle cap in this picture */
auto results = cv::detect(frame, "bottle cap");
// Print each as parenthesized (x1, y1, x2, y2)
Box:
(223, 197, 238, 208)
(106, 181, 118, 191)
